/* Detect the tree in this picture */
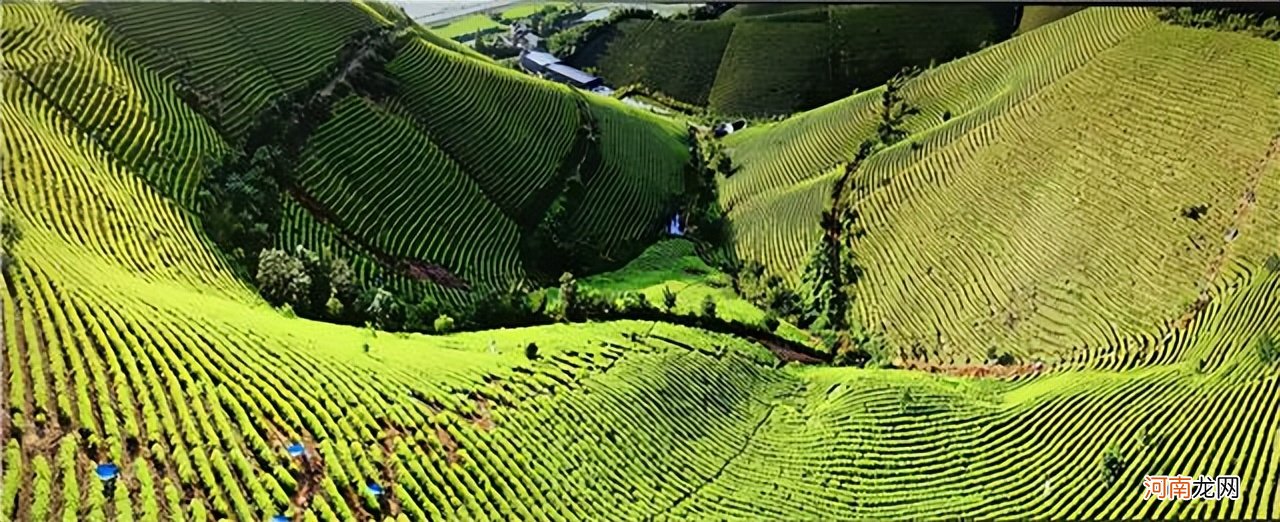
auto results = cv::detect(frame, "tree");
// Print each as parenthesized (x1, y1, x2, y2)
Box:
(361, 287, 403, 331)
(329, 258, 360, 311)
(558, 272, 578, 321)
(876, 67, 921, 146)
(525, 342, 539, 360)
(662, 286, 678, 312)
(256, 248, 310, 307)
(294, 245, 331, 316)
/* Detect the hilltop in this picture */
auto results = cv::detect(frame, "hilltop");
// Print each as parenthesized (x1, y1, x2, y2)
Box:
(563, 4, 1019, 116)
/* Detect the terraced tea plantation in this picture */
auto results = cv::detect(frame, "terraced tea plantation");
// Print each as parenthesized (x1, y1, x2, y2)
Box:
(571, 4, 1017, 116)
(2, 2, 1278, 521)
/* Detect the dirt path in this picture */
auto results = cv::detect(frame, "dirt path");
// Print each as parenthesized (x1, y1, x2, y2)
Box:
(286, 184, 470, 289)
(653, 404, 777, 518)
(1175, 132, 1280, 329)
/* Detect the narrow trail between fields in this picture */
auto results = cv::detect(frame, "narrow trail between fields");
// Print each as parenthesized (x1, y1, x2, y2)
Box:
(1174, 132, 1280, 330)
(651, 403, 778, 519)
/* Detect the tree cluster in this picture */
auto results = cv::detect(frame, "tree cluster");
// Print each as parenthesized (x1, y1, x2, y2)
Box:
(522, 4, 587, 37)
(876, 67, 922, 147)
(546, 8, 657, 60)
(1157, 7, 1280, 40)
(197, 146, 285, 269)
(255, 246, 361, 322)
(679, 127, 730, 248)
(734, 260, 802, 324)
(789, 68, 923, 364)
(673, 3, 733, 21)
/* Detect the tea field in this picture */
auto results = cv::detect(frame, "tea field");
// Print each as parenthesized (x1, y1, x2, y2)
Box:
(2, 2, 1278, 521)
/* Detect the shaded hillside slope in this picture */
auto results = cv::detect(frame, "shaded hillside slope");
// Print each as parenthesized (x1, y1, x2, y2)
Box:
(722, 7, 1280, 365)
(574, 5, 1017, 116)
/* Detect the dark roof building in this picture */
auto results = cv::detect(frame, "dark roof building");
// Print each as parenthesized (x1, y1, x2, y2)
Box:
(520, 51, 605, 90)
(520, 51, 560, 74)
(546, 63, 603, 89)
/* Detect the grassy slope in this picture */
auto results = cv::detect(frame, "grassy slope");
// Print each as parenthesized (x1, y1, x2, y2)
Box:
(723, 7, 1280, 367)
(427, 14, 503, 39)
(568, 239, 817, 347)
(3, 3, 1280, 521)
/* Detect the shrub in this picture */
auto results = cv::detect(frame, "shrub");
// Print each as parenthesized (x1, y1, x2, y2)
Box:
(360, 287, 404, 331)
(1257, 332, 1278, 364)
(433, 314, 455, 334)
(618, 292, 652, 313)
(325, 296, 344, 318)
(525, 342, 539, 360)
(256, 248, 310, 307)
(762, 312, 780, 332)
(1101, 443, 1126, 485)
(986, 346, 1016, 366)
(700, 294, 717, 319)
(1180, 203, 1209, 221)
(558, 272, 578, 321)
(662, 286, 678, 311)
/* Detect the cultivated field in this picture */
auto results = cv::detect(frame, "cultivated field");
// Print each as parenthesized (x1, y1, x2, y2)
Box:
(581, 4, 1015, 116)
(2, 2, 1278, 521)
(723, 7, 1280, 364)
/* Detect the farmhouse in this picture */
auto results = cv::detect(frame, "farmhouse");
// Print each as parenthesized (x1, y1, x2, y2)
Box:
(519, 50, 560, 74)
(519, 50, 606, 91)
(546, 63, 604, 90)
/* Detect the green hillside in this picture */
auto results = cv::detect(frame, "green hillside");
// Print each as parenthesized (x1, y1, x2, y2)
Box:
(23, 1, 693, 307)
(3, 2, 1279, 521)
(575, 5, 1017, 116)
(722, 7, 1280, 365)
